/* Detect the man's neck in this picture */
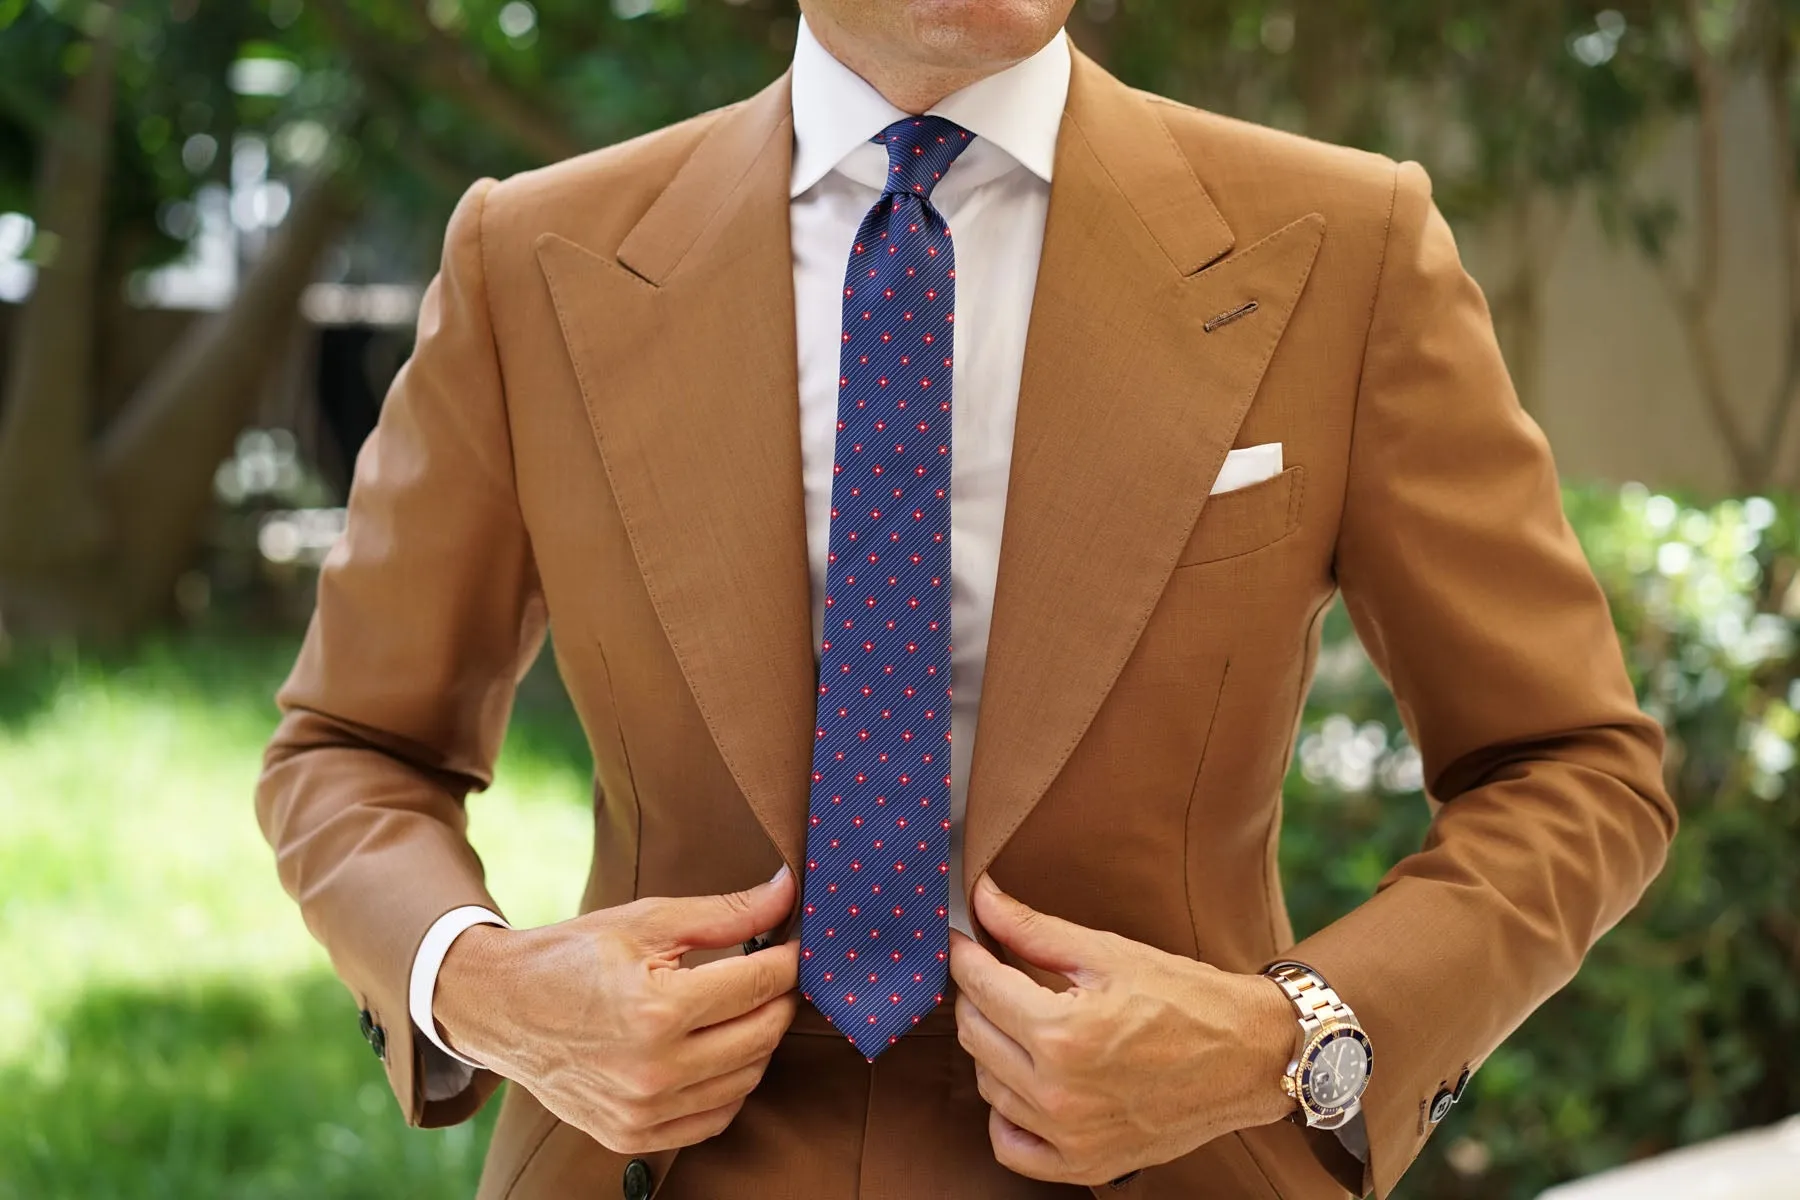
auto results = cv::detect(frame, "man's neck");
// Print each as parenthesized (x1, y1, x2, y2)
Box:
(803, 8, 1017, 114)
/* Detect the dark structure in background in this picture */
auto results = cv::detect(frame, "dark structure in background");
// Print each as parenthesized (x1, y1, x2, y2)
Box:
(0, 300, 408, 506)
(311, 323, 409, 495)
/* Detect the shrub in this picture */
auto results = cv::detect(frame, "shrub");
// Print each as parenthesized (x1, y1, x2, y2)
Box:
(1281, 484, 1800, 1198)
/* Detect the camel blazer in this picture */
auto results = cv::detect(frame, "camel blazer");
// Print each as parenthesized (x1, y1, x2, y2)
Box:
(256, 45, 1675, 1200)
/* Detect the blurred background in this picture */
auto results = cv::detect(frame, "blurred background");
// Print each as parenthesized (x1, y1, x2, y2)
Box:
(0, 1, 1795, 1197)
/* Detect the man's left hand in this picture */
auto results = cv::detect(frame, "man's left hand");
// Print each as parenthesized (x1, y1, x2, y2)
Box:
(949, 873, 1298, 1185)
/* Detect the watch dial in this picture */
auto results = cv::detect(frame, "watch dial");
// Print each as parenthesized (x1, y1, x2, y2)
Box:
(1309, 1035, 1369, 1109)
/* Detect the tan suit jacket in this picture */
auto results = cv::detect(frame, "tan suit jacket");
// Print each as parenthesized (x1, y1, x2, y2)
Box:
(256, 47, 1675, 1200)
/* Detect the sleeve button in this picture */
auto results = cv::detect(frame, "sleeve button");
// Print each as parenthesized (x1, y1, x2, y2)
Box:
(1428, 1087, 1455, 1125)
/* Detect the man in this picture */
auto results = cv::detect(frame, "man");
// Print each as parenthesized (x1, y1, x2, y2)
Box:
(255, 1, 1676, 1197)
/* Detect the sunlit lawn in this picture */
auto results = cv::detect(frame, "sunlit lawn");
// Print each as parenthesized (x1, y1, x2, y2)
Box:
(0, 631, 595, 1199)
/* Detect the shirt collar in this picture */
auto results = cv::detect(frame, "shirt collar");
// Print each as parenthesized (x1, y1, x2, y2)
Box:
(788, 13, 1071, 199)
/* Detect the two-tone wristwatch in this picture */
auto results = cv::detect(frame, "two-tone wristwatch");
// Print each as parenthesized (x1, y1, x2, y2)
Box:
(1263, 961, 1373, 1130)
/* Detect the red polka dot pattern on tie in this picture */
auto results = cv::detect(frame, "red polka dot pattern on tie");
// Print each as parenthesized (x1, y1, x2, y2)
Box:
(798, 115, 972, 1061)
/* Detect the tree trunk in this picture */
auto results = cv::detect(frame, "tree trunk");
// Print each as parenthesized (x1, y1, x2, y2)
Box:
(0, 20, 117, 604)
(1490, 191, 1573, 418)
(0, 28, 354, 640)
(1752, 18, 1800, 489)
(1643, 0, 1760, 492)
(91, 173, 355, 633)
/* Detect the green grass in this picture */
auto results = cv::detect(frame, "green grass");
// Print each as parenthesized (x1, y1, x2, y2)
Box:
(0, 631, 596, 1199)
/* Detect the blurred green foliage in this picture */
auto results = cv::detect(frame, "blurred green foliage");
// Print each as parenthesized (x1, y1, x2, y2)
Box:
(1282, 484, 1800, 1196)
(0, 634, 592, 1200)
(0, 975, 498, 1199)
(0, 1, 1720, 279)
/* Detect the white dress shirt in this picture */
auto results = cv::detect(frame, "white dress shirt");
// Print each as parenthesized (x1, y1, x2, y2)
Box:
(790, 20, 1069, 944)
(409, 16, 1069, 1095)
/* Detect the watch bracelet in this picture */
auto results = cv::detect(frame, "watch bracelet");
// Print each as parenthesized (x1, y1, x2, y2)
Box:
(1263, 960, 1357, 1035)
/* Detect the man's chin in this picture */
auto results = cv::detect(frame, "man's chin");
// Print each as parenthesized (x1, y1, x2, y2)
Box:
(896, 0, 1073, 73)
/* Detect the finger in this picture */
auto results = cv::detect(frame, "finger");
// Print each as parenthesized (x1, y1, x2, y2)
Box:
(973, 1061, 1048, 1132)
(615, 1096, 750, 1155)
(667, 938, 800, 1030)
(971, 874, 1112, 983)
(955, 992, 1037, 1090)
(948, 929, 1061, 1048)
(634, 1055, 772, 1127)
(675, 990, 797, 1079)
(630, 865, 796, 954)
(989, 1107, 1074, 1183)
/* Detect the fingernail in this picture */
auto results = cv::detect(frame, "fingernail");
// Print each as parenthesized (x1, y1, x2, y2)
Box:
(769, 863, 792, 885)
(977, 873, 1000, 894)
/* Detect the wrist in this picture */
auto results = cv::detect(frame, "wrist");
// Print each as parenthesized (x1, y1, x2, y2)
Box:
(1244, 973, 1301, 1125)
(434, 922, 515, 1063)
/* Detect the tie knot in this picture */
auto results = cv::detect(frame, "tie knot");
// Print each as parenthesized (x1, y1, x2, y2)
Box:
(872, 115, 974, 201)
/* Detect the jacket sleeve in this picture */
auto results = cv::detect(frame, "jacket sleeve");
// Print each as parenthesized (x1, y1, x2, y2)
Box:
(1275, 160, 1677, 1197)
(255, 177, 544, 1127)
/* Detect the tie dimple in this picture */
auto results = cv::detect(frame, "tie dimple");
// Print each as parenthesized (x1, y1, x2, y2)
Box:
(797, 115, 973, 1060)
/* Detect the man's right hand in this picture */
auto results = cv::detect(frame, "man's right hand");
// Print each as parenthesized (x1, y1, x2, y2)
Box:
(433, 866, 800, 1154)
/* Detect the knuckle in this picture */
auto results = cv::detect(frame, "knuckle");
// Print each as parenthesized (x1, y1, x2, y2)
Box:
(743, 1055, 774, 1091)
(624, 896, 671, 930)
(596, 1118, 647, 1156)
(755, 1021, 789, 1054)
(614, 1132, 655, 1156)
(757, 999, 797, 1044)
(611, 1064, 653, 1102)
(974, 1071, 1000, 1109)
(635, 995, 683, 1038)
(1038, 1082, 1075, 1121)
(747, 958, 784, 1002)
(1067, 1158, 1106, 1187)
(631, 1060, 677, 1098)
(612, 1101, 651, 1136)
(1072, 1132, 1106, 1164)
(701, 1098, 745, 1140)
(1033, 1017, 1076, 1061)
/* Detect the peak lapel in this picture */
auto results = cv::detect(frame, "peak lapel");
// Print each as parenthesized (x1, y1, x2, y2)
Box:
(536, 73, 816, 874)
(962, 50, 1326, 904)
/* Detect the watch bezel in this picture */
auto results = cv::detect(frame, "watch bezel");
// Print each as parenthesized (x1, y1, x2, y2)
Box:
(1294, 1023, 1373, 1122)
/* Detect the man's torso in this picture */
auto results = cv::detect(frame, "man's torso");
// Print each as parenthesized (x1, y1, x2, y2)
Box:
(463, 48, 1391, 1200)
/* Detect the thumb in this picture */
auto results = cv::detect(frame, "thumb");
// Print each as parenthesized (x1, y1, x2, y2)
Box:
(971, 873, 1113, 984)
(634, 863, 795, 954)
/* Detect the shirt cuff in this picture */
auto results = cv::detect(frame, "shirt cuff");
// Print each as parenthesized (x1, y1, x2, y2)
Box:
(409, 905, 510, 1072)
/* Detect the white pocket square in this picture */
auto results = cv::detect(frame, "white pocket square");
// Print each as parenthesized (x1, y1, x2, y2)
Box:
(1210, 442, 1283, 495)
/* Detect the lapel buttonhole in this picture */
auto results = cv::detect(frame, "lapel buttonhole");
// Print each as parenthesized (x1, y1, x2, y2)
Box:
(1203, 299, 1259, 333)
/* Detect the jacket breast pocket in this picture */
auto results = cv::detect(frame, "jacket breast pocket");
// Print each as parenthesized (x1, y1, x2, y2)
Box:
(1175, 464, 1305, 568)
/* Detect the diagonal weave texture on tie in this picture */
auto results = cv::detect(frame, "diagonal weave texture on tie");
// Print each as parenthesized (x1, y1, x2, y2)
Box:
(798, 115, 974, 1060)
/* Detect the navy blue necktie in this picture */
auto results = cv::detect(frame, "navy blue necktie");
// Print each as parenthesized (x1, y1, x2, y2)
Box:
(799, 115, 974, 1060)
